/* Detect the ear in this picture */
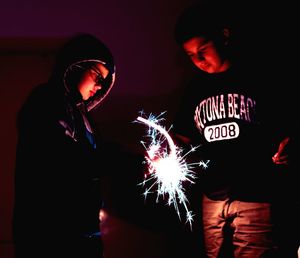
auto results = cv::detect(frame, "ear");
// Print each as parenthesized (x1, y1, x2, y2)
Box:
(223, 27, 230, 45)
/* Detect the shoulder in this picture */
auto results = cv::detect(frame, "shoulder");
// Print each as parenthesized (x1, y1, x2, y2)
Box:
(17, 83, 65, 127)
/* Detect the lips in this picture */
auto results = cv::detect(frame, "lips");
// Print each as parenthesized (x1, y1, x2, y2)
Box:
(199, 62, 208, 69)
(198, 62, 213, 72)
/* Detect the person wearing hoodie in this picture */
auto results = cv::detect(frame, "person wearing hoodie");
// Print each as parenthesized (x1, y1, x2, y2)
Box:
(12, 33, 115, 258)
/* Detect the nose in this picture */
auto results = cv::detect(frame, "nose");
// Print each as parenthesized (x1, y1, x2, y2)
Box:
(94, 84, 102, 90)
(196, 52, 205, 61)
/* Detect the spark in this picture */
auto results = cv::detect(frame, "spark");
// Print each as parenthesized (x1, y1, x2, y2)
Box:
(135, 111, 209, 229)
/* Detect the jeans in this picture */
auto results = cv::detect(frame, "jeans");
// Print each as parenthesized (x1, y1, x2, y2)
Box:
(202, 194, 278, 258)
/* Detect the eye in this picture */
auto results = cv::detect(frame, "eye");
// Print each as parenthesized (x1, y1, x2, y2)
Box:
(186, 52, 195, 58)
(95, 74, 104, 85)
(89, 68, 105, 85)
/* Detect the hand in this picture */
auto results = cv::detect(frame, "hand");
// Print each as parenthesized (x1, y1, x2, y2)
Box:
(143, 152, 161, 179)
(171, 133, 192, 147)
(272, 137, 290, 165)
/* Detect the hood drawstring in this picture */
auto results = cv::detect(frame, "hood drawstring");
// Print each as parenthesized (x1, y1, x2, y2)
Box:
(77, 102, 96, 149)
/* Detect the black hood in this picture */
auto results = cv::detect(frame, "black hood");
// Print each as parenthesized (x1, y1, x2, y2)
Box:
(50, 33, 116, 111)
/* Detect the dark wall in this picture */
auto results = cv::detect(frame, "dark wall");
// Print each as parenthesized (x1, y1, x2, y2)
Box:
(2, 1, 297, 257)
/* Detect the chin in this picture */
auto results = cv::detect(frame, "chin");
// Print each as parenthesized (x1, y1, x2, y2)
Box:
(197, 64, 213, 73)
(201, 68, 214, 74)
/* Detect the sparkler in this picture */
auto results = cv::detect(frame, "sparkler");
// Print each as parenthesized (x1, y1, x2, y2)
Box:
(135, 111, 209, 229)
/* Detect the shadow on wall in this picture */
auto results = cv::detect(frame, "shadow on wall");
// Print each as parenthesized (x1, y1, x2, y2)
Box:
(0, 37, 62, 258)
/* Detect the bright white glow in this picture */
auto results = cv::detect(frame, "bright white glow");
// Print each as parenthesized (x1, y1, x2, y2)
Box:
(135, 111, 209, 229)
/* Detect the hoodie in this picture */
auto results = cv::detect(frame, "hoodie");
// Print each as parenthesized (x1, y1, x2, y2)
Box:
(13, 33, 115, 257)
(51, 33, 115, 111)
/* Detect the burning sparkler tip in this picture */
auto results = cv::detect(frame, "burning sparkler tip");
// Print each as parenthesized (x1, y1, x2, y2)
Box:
(135, 111, 209, 230)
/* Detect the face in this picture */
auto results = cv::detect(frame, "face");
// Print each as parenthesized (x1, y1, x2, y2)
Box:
(182, 36, 230, 73)
(77, 63, 109, 100)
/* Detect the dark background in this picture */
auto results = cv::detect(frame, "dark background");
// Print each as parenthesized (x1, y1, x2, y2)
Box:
(0, 1, 298, 257)
(0, 0, 197, 257)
